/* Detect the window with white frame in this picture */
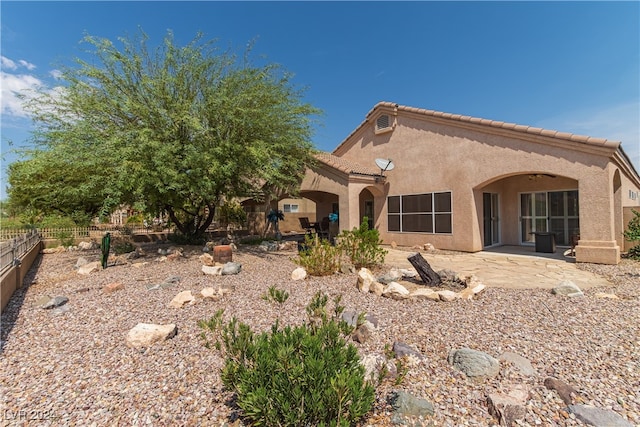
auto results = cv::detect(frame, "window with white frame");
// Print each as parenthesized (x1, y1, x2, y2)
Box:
(387, 192, 452, 233)
(283, 204, 299, 213)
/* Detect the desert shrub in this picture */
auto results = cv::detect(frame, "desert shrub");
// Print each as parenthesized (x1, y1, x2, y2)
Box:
(624, 209, 640, 259)
(218, 201, 248, 229)
(296, 234, 342, 276)
(628, 245, 640, 260)
(55, 230, 75, 247)
(337, 217, 387, 269)
(199, 292, 375, 427)
(112, 240, 135, 255)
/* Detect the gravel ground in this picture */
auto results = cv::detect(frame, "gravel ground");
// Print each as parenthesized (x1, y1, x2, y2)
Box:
(1, 242, 639, 426)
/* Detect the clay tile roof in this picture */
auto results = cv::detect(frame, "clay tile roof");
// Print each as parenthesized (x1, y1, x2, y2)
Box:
(352, 101, 622, 150)
(314, 152, 380, 176)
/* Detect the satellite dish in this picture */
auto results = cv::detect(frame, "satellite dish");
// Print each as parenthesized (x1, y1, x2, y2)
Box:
(375, 158, 395, 175)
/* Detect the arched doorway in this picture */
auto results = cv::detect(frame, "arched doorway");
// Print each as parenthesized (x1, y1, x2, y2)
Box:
(359, 188, 375, 229)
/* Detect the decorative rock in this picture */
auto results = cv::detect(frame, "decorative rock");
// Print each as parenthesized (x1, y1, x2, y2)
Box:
(437, 289, 459, 302)
(360, 353, 387, 383)
(199, 253, 215, 266)
(164, 276, 181, 284)
(42, 246, 66, 254)
(166, 251, 183, 261)
(132, 262, 148, 268)
(352, 325, 371, 343)
(52, 304, 71, 315)
(41, 296, 69, 309)
(77, 261, 101, 275)
(341, 310, 359, 327)
(398, 268, 418, 279)
(291, 267, 307, 280)
(200, 287, 220, 301)
(438, 268, 458, 282)
(168, 291, 195, 308)
(259, 241, 278, 251)
(487, 385, 528, 426)
(357, 268, 376, 293)
(448, 348, 500, 379)
(221, 262, 242, 275)
(78, 241, 98, 250)
(382, 282, 410, 299)
(410, 288, 440, 301)
(544, 377, 578, 405)
(393, 341, 425, 360)
(500, 352, 536, 376)
(378, 268, 403, 284)
(552, 280, 584, 297)
(390, 241, 397, 248)
(74, 257, 90, 269)
(202, 265, 223, 276)
(125, 323, 177, 349)
(388, 391, 435, 420)
(594, 292, 619, 299)
(370, 281, 385, 297)
(34, 295, 52, 307)
(568, 404, 633, 427)
(423, 243, 435, 251)
(103, 282, 124, 294)
(459, 282, 487, 300)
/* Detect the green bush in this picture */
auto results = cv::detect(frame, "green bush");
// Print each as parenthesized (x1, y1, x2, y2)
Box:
(199, 292, 375, 427)
(624, 209, 640, 259)
(296, 234, 342, 276)
(337, 217, 387, 269)
(627, 245, 640, 260)
(55, 230, 75, 247)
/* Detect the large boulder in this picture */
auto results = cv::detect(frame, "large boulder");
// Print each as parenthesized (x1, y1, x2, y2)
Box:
(568, 405, 634, 427)
(221, 262, 242, 275)
(202, 265, 223, 276)
(552, 280, 583, 297)
(77, 261, 101, 275)
(448, 348, 499, 379)
(487, 384, 529, 426)
(357, 268, 376, 293)
(125, 323, 177, 349)
(382, 282, 410, 299)
(168, 291, 195, 308)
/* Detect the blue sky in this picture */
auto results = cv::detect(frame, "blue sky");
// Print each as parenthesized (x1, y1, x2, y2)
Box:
(2, 1, 639, 200)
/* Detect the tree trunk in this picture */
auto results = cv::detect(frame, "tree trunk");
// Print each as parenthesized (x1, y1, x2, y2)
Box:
(407, 252, 442, 286)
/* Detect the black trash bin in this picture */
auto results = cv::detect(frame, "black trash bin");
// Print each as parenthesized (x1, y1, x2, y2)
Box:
(533, 232, 556, 253)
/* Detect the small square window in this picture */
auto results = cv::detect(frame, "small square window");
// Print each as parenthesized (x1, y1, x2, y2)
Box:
(283, 204, 299, 213)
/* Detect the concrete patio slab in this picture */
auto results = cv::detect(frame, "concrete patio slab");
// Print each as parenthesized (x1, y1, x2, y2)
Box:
(383, 246, 611, 290)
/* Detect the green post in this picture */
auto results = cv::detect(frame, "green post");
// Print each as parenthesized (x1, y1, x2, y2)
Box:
(101, 232, 111, 269)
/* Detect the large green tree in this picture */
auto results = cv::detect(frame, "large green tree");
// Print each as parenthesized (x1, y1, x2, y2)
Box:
(13, 30, 319, 237)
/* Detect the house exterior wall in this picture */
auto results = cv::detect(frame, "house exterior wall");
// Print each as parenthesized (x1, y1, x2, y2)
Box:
(329, 108, 640, 264)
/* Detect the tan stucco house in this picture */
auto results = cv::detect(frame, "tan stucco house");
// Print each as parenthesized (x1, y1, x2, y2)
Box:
(300, 102, 640, 264)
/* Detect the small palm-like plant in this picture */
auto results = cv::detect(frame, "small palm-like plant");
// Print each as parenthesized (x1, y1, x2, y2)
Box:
(266, 209, 285, 240)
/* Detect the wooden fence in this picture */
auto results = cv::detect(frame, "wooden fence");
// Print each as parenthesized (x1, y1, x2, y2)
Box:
(0, 225, 173, 242)
(0, 229, 42, 276)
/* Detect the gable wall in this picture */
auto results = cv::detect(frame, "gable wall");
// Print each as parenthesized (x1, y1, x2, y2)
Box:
(336, 113, 623, 252)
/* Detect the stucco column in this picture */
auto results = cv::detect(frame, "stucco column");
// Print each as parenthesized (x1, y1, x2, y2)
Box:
(574, 172, 620, 264)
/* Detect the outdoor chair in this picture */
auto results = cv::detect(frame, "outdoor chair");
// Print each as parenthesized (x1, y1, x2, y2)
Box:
(299, 217, 315, 234)
(316, 217, 330, 240)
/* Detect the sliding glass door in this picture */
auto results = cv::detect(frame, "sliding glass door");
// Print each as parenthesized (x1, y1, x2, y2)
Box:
(520, 190, 579, 246)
